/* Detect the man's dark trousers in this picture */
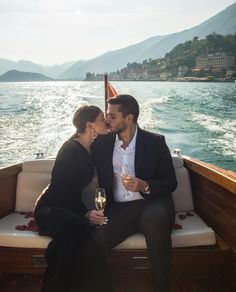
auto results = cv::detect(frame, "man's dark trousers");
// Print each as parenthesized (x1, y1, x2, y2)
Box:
(92, 196, 175, 292)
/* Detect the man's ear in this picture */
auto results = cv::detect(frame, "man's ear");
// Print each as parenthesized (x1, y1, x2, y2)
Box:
(127, 113, 134, 123)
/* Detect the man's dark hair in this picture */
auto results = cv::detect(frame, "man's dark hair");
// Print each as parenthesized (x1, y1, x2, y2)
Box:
(107, 94, 139, 123)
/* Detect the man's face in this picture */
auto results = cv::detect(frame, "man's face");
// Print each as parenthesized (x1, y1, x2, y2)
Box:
(106, 104, 128, 134)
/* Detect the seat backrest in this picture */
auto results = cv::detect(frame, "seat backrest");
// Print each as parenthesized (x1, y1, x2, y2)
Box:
(171, 156, 194, 211)
(15, 156, 194, 212)
(15, 159, 55, 212)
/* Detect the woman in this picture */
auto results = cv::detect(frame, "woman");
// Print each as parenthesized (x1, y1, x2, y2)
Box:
(34, 105, 112, 292)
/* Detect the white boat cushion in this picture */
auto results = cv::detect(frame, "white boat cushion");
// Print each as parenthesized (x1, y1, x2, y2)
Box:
(0, 211, 216, 249)
(21, 159, 55, 173)
(15, 156, 193, 212)
(172, 166, 194, 211)
(1, 155, 215, 250)
(15, 159, 55, 212)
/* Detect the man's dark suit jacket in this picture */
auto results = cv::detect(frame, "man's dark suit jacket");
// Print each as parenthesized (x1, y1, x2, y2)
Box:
(92, 127, 177, 208)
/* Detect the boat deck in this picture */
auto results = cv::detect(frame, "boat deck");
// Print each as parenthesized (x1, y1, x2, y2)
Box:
(0, 273, 223, 292)
(0, 274, 42, 292)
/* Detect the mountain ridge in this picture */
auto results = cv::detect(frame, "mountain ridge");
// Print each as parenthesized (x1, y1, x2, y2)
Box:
(1, 2, 236, 80)
(0, 70, 54, 82)
(0, 59, 77, 79)
(60, 2, 236, 79)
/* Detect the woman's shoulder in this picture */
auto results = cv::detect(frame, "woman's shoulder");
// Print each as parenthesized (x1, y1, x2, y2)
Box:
(93, 133, 115, 148)
(56, 139, 85, 161)
(57, 139, 76, 153)
(91, 134, 115, 157)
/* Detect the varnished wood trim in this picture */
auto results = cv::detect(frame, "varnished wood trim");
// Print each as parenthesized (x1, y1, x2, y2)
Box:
(0, 164, 22, 177)
(0, 247, 45, 274)
(0, 164, 22, 218)
(183, 156, 236, 194)
(189, 170, 236, 250)
(0, 235, 229, 276)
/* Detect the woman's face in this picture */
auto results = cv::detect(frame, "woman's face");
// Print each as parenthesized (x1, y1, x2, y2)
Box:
(92, 111, 108, 135)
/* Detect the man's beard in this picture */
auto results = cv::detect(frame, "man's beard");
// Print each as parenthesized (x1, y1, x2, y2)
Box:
(108, 122, 127, 134)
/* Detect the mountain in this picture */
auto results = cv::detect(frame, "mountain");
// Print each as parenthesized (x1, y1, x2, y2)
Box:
(40, 61, 76, 79)
(139, 2, 236, 61)
(60, 2, 236, 80)
(59, 35, 168, 80)
(0, 59, 77, 78)
(1, 3, 235, 80)
(0, 59, 45, 76)
(0, 70, 53, 82)
(0, 59, 17, 75)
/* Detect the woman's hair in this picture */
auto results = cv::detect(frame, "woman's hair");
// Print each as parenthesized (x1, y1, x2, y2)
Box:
(70, 105, 101, 138)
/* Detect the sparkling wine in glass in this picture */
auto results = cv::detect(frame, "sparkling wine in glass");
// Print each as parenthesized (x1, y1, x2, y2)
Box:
(95, 188, 106, 212)
(121, 163, 131, 198)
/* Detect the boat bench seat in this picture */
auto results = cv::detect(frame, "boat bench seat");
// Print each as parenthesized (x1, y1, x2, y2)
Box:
(0, 156, 216, 250)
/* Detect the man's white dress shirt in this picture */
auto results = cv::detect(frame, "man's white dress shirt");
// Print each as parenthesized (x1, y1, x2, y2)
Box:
(112, 127, 144, 202)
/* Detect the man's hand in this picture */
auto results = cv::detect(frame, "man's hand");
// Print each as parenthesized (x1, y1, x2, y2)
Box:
(122, 175, 149, 193)
(85, 210, 108, 225)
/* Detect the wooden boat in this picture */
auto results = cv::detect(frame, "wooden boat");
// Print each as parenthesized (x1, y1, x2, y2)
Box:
(0, 78, 235, 291)
(0, 154, 235, 292)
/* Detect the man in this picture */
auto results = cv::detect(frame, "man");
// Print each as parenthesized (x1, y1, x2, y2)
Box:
(92, 94, 177, 292)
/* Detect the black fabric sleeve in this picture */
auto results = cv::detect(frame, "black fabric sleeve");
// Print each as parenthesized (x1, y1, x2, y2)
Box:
(49, 142, 88, 216)
(145, 136, 177, 197)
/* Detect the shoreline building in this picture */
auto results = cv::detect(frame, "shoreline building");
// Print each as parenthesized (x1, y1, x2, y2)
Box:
(196, 53, 235, 70)
(193, 53, 235, 78)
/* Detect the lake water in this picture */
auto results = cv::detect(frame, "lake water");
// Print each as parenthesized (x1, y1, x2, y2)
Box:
(0, 81, 235, 171)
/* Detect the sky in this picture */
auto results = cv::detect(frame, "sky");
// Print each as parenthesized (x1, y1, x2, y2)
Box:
(0, 0, 235, 65)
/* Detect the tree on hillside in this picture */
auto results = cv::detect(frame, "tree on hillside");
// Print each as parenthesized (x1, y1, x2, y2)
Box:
(164, 33, 236, 70)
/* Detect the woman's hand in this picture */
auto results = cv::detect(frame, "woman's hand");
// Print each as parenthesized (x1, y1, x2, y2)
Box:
(85, 210, 108, 225)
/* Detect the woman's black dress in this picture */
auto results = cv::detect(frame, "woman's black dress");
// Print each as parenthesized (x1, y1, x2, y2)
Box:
(34, 139, 111, 292)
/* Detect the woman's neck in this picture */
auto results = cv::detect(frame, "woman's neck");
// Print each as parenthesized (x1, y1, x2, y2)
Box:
(74, 133, 92, 153)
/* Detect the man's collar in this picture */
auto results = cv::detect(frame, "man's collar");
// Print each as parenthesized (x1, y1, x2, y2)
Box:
(128, 126, 138, 149)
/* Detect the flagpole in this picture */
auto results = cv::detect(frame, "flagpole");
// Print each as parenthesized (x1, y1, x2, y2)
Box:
(104, 73, 108, 115)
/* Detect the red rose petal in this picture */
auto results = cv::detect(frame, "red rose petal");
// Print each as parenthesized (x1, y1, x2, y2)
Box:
(15, 225, 27, 231)
(31, 226, 39, 232)
(28, 219, 36, 227)
(24, 212, 34, 218)
(186, 212, 194, 217)
(15, 218, 38, 232)
(27, 226, 38, 232)
(178, 214, 186, 220)
(173, 223, 182, 230)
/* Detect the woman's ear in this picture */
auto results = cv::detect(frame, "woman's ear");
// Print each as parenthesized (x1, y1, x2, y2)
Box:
(86, 122, 93, 131)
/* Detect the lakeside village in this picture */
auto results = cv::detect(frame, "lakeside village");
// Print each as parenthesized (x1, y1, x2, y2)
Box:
(85, 34, 236, 82)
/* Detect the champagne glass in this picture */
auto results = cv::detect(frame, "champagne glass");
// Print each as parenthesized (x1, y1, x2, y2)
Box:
(95, 188, 106, 226)
(121, 163, 131, 198)
(94, 188, 106, 227)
